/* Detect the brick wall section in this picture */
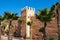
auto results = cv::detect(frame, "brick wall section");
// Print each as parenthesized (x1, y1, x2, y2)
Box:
(6, 13, 58, 40)
(31, 17, 43, 40)
(31, 16, 58, 40)
(6, 15, 58, 40)
(11, 17, 58, 40)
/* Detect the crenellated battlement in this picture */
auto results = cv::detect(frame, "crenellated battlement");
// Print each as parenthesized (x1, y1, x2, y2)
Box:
(21, 6, 35, 11)
(21, 6, 35, 20)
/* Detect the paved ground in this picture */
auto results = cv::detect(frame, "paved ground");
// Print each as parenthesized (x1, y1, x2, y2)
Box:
(1, 35, 25, 40)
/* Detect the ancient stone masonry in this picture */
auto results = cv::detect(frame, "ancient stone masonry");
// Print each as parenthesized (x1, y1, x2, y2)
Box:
(21, 6, 58, 40)
(21, 6, 35, 39)
(4, 6, 58, 40)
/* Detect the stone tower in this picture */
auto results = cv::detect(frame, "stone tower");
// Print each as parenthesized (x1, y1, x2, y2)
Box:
(21, 6, 35, 39)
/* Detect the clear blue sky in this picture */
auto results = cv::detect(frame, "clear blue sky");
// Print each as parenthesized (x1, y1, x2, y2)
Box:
(0, 0, 60, 16)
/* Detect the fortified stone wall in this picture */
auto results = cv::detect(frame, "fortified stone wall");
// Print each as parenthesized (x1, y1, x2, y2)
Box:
(31, 16, 58, 40)
(20, 6, 58, 40)
(3, 6, 58, 40)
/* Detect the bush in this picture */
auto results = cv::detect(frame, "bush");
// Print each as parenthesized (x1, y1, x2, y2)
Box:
(26, 37, 30, 39)
(39, 27, 45, 33)
(48, 36, 58, 40)
(5, 30, 9, 34)
(1, 25, 6, 29)
(13, 31, 17, 37)
(13, 31, 20, 37)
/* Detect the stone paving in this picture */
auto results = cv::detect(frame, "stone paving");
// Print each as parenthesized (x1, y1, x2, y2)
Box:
(1, 35, 25, 40)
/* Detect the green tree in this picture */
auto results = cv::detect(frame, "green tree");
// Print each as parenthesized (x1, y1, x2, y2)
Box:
(36, 8, 55, 40)
(50, 2, 60, 40)
(17, 17, 24, 37)
(3, 12, 18, 40)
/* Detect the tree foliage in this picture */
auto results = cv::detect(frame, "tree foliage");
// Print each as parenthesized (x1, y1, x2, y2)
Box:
(27, 21, 33, 26)
(36, 8, 55, 22)
(0, 15, 3, 21)
(50, 2, 60, 12)
(18, 17, 24, 23)
(3, 12, 18, 20)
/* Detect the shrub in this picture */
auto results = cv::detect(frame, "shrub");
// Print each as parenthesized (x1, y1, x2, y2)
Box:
(13, 31, 20, 37)
(13, 31, 17, 37)
(26, 37, 30, 39)
(5, 29, 9, 35)
(39, 27, 45, 33)
(48, 36, 58, 40)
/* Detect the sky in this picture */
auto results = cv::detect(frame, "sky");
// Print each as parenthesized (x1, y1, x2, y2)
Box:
(0, 0, 60, 16)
